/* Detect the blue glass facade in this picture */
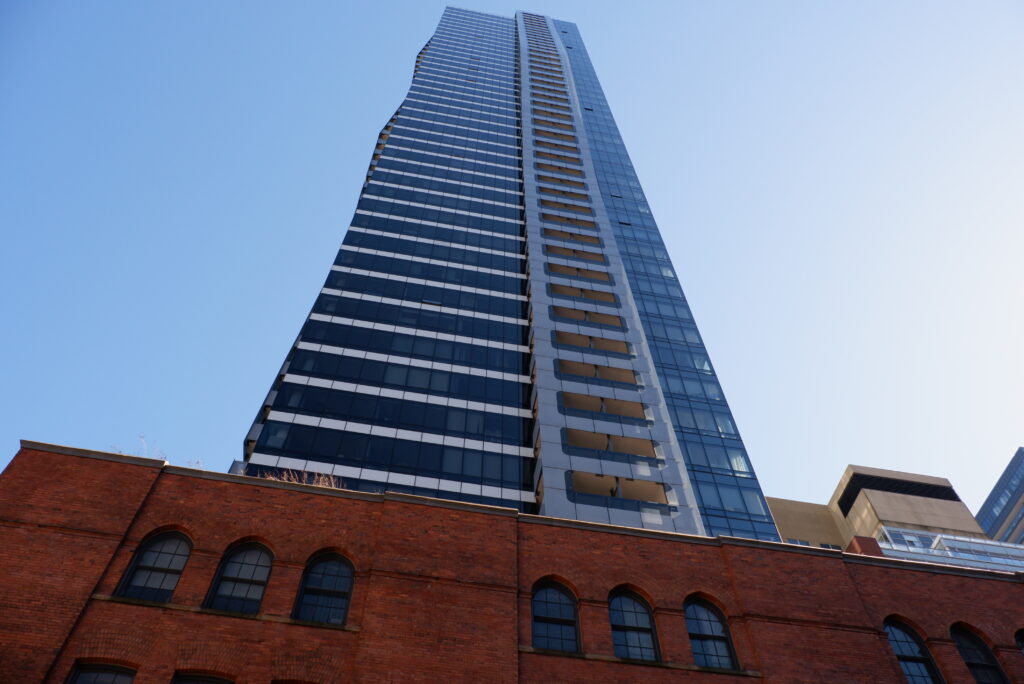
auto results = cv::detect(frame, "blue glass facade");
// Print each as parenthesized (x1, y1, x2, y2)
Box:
(553, 21, 777, 541)
(241, 7, 778, 540)
(977, 447, 1024, 543)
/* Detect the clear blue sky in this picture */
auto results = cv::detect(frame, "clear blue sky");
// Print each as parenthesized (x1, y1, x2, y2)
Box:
(2, 1, 1022, 511)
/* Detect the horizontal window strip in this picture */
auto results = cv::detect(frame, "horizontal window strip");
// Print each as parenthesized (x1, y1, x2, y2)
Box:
(273, 382, 531, 445)
(404, 94, 518, 122)
(287, 347, 528, 407)
(367, 180, 523, 211)
(396, 115, 520, 149)
(325, 270, 524, 320)
(358, 195, 524, 227)
(404, 94, 519, 120)
(386, 136, 520, 163)
(262, 412, 533, 458)
(411, 74, 519, 103)
(299, 319, 526, 375)
(421, 51, 517, 73)
(289, 334, 528, 380)
(248, 452, 536, 503)
(382, 144, 520, 174)
(376, 155, 520, 184)
(430, 35, 518, 55)
(307, 313, 528, 352)
(343, 229, 523, 271)
(414, 65, 518, 91)
(433, 28, 516, 45)
(353, 209, 523, 242)
(388, 126, 522, 160)
(350, 212, 522, 251)
(283, 367, 531, 418)
(401, 104, 520, 134)
(336, 246, 525, 295)
(372, 163, 521, 199)
(320, 286, 527, 326)
(347, 226, 523, 260)
(409, 83, 518, 109)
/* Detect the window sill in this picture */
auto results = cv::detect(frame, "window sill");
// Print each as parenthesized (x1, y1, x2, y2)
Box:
(94, 594, 359, 632)
(519, 647, 761, 676)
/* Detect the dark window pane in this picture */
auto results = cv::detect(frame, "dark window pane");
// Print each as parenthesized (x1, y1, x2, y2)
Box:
(117, 533, 191, 603)
(69, 667, 136, 684)
(205, 544, 273, 614)
(294, 554, 354, 625)
(609, 593, 657, 661)
(532, 584, 578, 652)
(951, 626, 1008, 684)
(685, 600, 737, 670)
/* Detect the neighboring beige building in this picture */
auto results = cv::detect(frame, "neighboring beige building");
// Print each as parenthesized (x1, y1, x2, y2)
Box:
(768, 464, 985, 550)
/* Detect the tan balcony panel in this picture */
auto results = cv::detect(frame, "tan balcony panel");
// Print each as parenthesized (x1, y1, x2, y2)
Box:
(558, 360, 637, 384)
(547, 262, 610, 281)
(541, 214, 596, 230)
(536, 151, 582, 165)
(533, 118, 574, 131)
(543, 228, 600, 245)
(532, 85, 569, 96)
(566, 431, 657, 460)
(571, 471, 617, 497)
(533, 108, 572, 121)
(553, 331, 630, 355)
(537, 174, 586, 188)
(541, 201, 593, 218)
(533, 100, 571, 112)
(572, 471, 667, 503)
(536, 162, 584, 177)
(540, 186, 590, 201)
(562, 392, 646, 420)
(534, 93, 571, 105)
(545, 243, 603, 261)
(550, 284, 615, 303)
(619, 478, 669, 504)
(536, 140, 580, 153)
(552, 306, 622, 327)
(534, 129, 577, 142)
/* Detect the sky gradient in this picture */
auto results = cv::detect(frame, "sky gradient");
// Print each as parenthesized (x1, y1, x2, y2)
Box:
(2, 0, 1022, 512)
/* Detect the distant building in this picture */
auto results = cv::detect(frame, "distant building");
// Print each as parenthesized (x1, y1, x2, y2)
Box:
(769, 464, 1024, 573)
(978, 447, 1024, 544)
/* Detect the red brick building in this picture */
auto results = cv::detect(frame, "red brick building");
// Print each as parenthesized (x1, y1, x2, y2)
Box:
(1, 441, 1022, 683)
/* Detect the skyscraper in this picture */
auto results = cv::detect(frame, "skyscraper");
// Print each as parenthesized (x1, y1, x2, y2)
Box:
(977, 447, 1024, 543)
(239, 7, 778, 541)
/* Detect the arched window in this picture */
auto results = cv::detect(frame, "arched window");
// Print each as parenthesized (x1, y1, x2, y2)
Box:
(883, 619, 942, 684)
(204, 543, 273, 614)
(608, 590, 658, 661)
(531, 582, 579, 652)
(684, 598, 738, 670)
(68, 665, 136, 684)
(115, 532, 191, 602)
(1016, 629, 1024, 655)
(950, 625, 1008, 684)
(293, 553, 353, 625)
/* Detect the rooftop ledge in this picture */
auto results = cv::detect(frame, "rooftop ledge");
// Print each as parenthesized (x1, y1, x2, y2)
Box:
(17, 439, 1024, 583)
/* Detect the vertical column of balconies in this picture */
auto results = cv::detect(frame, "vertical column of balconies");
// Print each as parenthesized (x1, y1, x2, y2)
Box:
(516, 13, 705, 533)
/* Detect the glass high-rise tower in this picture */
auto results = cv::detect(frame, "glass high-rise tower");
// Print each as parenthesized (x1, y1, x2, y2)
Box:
(239, 7, 778, 541)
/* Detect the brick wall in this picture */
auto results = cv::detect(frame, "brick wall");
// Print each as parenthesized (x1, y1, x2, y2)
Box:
(1, 443, 1022, 683)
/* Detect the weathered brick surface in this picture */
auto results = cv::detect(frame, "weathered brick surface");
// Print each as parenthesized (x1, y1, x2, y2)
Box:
(1, 444, 1022, 683)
